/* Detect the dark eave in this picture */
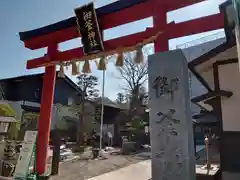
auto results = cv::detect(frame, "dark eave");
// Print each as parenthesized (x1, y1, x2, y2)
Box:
(62, 75, 83, 95)
(188, 64, 212, 92)
(21, 105, 40, 112)
(192, 111, 219, 125)
(215, 58, 238, 66)
(0, 72, 83, 95)
(191, 90, 233, 103)
(19, 0, 147, 41)
(219, 0, 232, 10)
(0, 73, 42, 82)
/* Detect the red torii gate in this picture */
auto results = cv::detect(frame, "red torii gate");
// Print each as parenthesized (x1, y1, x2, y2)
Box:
(19, 0, 224, 176)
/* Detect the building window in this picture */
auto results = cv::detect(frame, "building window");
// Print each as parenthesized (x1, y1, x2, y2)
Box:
(0, 122, 9, 133)
(34, 88, 41, 100)
(68, 97, 73, 105)
(0, 84, 5, 100)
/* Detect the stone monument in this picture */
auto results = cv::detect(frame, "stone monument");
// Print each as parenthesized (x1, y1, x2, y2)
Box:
(148, 50, 196, 180)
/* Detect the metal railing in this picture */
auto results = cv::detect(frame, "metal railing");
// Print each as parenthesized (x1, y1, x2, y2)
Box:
(176, 31, 225, 50)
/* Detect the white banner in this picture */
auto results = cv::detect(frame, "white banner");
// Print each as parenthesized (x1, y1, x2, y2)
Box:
(14, 131, 37, 179)
(235, 26, 240, 72)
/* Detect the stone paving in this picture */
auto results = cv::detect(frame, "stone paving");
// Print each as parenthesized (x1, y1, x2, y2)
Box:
(51, 154, 147, 180)
(0, 146, 220, 180)
(87, 160, 151, 180)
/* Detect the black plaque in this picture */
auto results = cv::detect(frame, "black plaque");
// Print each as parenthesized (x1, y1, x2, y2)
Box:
(95, 106, 101, 122)
(75, 3, 104, 55)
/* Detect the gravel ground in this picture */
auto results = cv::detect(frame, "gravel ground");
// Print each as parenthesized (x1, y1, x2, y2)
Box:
(51, 153, 148, 180)
(0, 146, 218, 180)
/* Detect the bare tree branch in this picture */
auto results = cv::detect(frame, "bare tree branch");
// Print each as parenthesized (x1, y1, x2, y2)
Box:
(117, 52, 148, 93)
(114, 46, 153, 120)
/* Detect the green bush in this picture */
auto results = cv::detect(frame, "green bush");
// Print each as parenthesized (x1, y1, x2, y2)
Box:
(72, 145, 85, 153)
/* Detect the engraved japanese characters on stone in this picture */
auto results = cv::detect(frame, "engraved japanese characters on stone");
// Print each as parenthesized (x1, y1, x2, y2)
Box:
(156, 147, 185, 179)
(155, 109, 181, 161)
(156, 109, 180, 137)
(175, 148, 185, 169)
(157, 127, 165, 137)
(156, 150, 165, 158)
(156, 109, 180, 124)
(152, 76, 180, 100)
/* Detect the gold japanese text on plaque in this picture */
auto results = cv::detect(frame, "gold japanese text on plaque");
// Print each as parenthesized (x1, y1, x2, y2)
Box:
(75, 2, 104, 55)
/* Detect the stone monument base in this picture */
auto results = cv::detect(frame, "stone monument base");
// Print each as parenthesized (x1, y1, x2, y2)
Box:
(196, 164, 220, 180)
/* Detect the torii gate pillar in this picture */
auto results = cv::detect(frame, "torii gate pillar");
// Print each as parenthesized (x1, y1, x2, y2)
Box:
(153, 3, 169, 52)
(36, 44, 57, 175)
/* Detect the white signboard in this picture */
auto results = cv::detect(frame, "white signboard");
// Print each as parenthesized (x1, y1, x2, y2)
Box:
(0, 122, 9, 133)
(42, 147, 53, 176)
(14, 131, 37, 179)
(235, 26, 240, 72)
(233, 0, 240, 72)
(148, 50, 196, 180)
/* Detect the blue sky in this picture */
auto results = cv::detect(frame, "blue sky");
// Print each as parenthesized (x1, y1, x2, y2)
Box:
(0, 0, 226, 100)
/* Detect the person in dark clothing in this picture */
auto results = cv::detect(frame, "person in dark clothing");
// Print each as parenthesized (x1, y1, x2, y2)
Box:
(90, 130, 100, 159)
